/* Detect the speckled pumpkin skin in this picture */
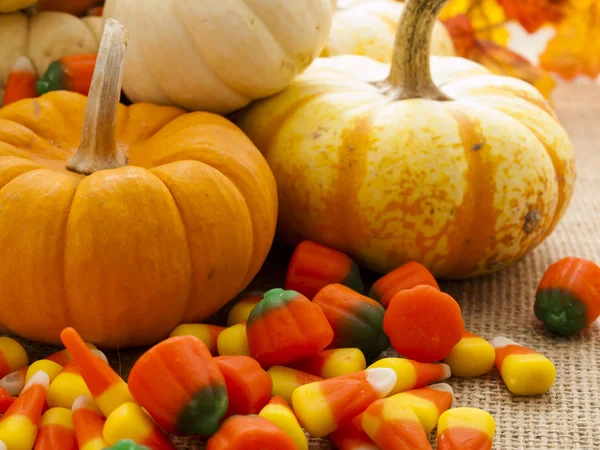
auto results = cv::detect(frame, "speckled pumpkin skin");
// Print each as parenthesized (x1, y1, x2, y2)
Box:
(237, 55, 575, 278)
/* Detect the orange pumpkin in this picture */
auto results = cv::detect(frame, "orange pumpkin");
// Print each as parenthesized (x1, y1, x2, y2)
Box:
(0, 20, 278, 348)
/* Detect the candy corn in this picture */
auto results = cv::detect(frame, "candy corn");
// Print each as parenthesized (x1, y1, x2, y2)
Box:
(217, 323, 251, 357)
(0, 371, 49, 450)
(267, 366, 322, 405)
(0, 344, 98, 396)
(362, 397, 432, 449)
(290, 348, 366, 379)
(444, 331, 496, 377)
(47, 360, 93, 409)
(227, 292, 263, 326)
(292, 368, 397, 437)
(128, 336, 228, 436)
(103, 402, 175, 449)
(72, 396, 108, 450)
(247, 288, 334, 367)
(490, 337, 556, 395)
(0, 386, 15, 414)
(0, 336, 28, 379)
(368, 357, 451, 396)
(207, 415, 297, 450)
(214, 355, 272, 417)
(437, 407, 495, 450)
(329, 413, 378, 450)
(26, 359, 64, 384)
(34, 407, 77, 450)
(259, 396, 308, 450)
(2, 56, 37, 106)
(60, 328, 136, 416)
(388, 383, 454, 434)
(169, 324, 225, 355)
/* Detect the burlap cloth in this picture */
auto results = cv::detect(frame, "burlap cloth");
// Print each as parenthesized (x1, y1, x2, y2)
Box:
(12, 82, 600, 449)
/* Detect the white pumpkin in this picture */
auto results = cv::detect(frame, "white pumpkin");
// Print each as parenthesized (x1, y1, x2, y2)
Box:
(102, 0, 336, 114)
(0, 11, 102, 101)
(323, 0, 455, 62)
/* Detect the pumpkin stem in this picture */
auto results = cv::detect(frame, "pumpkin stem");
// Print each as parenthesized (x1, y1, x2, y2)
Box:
(67, 19, 128, 175)
(377, 0, 451, 101)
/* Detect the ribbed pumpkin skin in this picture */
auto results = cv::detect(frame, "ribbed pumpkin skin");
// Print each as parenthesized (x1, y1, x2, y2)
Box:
(237, 55, 575, 279)
(0, 91, 277, 348)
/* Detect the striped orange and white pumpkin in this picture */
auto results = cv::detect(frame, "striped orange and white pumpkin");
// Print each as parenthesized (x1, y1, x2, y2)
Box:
(237, 0, 575, 279)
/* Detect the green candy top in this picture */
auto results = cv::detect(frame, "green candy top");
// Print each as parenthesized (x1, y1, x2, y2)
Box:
(36, 60, 64, 96)
(535, 288, 588, 336)
(247, 288, 300, 326)
(104, 440, 150, 450)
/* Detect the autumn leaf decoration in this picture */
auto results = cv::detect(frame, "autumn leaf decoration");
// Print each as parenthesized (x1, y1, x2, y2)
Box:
(439, 0, 599, 99)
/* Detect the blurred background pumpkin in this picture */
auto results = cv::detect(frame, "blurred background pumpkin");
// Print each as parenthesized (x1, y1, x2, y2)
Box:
(102, 0, 337, 114)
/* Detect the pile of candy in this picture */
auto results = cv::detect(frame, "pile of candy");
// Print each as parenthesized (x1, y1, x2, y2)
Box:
(0, 240, 595, 450)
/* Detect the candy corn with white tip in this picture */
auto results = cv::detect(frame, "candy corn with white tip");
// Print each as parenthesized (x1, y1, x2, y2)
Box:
(368, 358, 451, 396)
(292, 367, 396, 437)
(61, 328, 136, 416)
(387, 383, 454, 434)
(490, 337, 556, 395)
(35, 407, 78, 450)
(259, 396, 308, 450)
(72, 396, 108, 450)
(2, 56, 37, 106)
(267, 366, 322, 406)
(0, 371, 49, 450)
(444, 331, 496, 377)
(0, 336, 28, 378)
(103, 402, 175, 449)
(362, 398, 432, 450)
(329, 413, 379, 450)
(437, 407, 495, 450)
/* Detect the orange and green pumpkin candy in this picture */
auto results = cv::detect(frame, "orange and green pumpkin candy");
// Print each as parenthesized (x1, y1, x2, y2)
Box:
(36, 54, 97, 96)
(313, 284, 389, 360)
(107, 440, 150, 450)
(246, 288, 334, 367)
(535, 257, 600, 336)
(285, 241, 364, 299)
(127, 336, 228, 436)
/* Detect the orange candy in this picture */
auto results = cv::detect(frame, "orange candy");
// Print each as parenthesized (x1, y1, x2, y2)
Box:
(207, 415, 297, 450)
(214, 355, 272, 417)
(369, 261, 439, 308)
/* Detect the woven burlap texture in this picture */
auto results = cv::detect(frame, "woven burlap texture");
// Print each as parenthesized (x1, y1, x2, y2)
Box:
(14, 83, 600, 449)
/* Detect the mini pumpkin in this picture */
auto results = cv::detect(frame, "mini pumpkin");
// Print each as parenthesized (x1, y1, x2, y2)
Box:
(102, 0, 336, 113)
(323, 0, 455, 62)
(237, 0, 575, 279)
(0, 10, 102, 102)
(0, 20, 277, 348)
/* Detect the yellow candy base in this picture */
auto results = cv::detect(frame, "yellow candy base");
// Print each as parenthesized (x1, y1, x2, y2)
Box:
(444, 337, 496, 378)
(501, 354, 556, 396)
(0, 415, 36, 449)
(104, 402, 154, 445)
(259, 403, 308, 450)
(217, 324, 250, 356)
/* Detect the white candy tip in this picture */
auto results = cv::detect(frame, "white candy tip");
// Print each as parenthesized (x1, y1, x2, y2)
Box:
(489, 336, 520, 349)
(72, 395, 101, 413)
(22, 371, 49, 392)
(429, 383, 454, 401)
(0, 370, 26, 396)
(0, 439, 6, 450)
(440, 363, 452, 380)
(91, 349, 109, 364)
(12, 56, 35, 74)
(366, 368, 397, 397)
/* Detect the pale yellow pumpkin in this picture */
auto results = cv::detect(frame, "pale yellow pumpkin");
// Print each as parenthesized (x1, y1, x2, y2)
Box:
(102, 0, 336, 114)
(0, 10, 102, 102)
(324, 0, 455, 62)
(238, 0, 575, 279)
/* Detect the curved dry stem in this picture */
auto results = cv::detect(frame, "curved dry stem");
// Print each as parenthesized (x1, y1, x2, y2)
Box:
(376, 0, 452, 102)
(67, 19, 128, 175)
